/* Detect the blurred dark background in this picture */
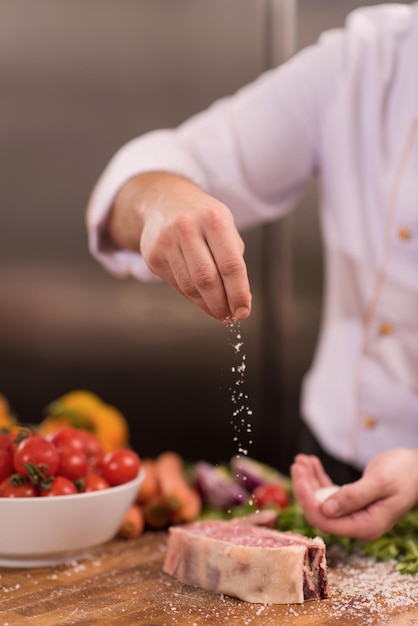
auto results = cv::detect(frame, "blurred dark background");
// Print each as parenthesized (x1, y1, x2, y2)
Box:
(0, 0, 410, 472)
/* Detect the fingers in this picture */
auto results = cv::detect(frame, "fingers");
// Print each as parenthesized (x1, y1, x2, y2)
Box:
(305, 500, 393, 541)
(179, 237, 249, 324)
(290, 455, 334, 523)
(300, 454, 334, 487)
(147, 204, 252, 323)
(205, 222, 252, 322)
(179, 208, 251, 323)
(155, 255, 215, 319)
(291, 454, 334, 492)
(321, 477, 383, 518)
(291, 455, 398, 540)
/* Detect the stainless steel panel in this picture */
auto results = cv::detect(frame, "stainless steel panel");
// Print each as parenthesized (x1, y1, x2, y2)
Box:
(0, 0, 269, 463)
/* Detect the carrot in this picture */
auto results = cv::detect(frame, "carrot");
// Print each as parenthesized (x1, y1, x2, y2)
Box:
(118, 504, 145, 539)
(136, 458, 159, 504)
(154, 451, 202, 524)
(171, 485, 202, 524)
(143, 494, 172, 529)
(155, 451, 194, 512)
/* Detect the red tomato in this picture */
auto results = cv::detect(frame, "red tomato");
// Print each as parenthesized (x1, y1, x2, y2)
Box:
(13, 435, 60, 479)
(0, 432, 14, 451)
(47, 427, 86, 453)
(0, 477, 38, 497)
(8, 429, 34, 456)
(40, 476, 78, 497)
(0, 447, 14, 482)
(58, 446, 88, 481)
(253, 483, 290, 510)
(83, 474, 111, 492)
(100, 449, 140, 486)
(78, 430, 104, 468)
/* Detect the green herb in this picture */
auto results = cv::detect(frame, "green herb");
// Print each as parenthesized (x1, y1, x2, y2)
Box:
(277, 502, 418, 575)
(357, 509, 418, 575)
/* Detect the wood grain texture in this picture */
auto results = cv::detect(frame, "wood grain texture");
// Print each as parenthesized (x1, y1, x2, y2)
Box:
(0, 532, 417, 626)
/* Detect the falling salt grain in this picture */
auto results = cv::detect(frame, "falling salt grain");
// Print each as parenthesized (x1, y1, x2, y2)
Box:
(228, 323, 254, 460)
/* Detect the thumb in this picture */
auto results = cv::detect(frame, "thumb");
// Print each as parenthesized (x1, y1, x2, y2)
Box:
(321, 477, 383, 518)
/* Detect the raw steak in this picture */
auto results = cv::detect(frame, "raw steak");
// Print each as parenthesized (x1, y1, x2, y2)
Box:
(163, 515, 329, 604)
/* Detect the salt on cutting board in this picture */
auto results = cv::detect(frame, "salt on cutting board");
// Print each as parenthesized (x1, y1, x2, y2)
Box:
(1, 532, 417, 625)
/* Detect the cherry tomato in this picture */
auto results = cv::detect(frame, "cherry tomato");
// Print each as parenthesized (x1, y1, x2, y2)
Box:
(253, 483, 290, 510)
(12, 428, 36, 447)
(13, 435, 60, 479)
(46, 426, 86, 453)
(0, 447, 14, 482)
(0, 432, 14, 451)
(83, 474, 111, 492)
(40, 476, 78, 497)
(0, 476, 38, 497)
(58, 446, 88, 481)
(78, 430, 104, 468)
(100, 449, 141, 486)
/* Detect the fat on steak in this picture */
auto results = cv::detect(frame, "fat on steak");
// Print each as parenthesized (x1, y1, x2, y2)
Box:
(163, 515, 329, 604)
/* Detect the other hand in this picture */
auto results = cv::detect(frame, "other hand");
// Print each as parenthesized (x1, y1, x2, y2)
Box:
(290, 448, 418, 540)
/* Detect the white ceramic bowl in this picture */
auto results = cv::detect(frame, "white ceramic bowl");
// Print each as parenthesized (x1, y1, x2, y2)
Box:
(0, 470, 144, 568)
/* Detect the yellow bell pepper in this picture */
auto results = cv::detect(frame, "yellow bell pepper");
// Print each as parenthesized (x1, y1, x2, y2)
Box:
(38, 390, 130, 453)
(0, 393, 17, 432)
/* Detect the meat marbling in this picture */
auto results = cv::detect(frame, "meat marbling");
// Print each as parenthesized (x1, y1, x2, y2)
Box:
(163, 514, 329, 604)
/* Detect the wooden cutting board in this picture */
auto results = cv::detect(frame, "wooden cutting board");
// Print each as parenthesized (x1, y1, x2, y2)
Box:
(0, 532, 417, 625)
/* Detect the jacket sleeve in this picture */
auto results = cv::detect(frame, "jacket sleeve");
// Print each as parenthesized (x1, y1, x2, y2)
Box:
(86, 27, 345, 281)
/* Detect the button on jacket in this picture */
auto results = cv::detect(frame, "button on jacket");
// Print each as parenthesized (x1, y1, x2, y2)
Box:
(87, 4, 418, 470)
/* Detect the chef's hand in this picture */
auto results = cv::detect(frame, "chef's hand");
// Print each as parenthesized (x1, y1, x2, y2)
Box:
(108, 171, 251, 324)
(290, 449, 418, 540)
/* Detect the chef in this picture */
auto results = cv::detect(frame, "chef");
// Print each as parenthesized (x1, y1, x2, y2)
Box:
(86, 3, 418, 540)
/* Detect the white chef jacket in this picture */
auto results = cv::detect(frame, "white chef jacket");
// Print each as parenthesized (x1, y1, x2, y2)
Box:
(87, 3, 418, 471)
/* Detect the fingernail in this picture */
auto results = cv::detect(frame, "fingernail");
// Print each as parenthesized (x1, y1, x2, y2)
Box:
(322, 498, 340, 516)
(235, 307, 250, 319)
